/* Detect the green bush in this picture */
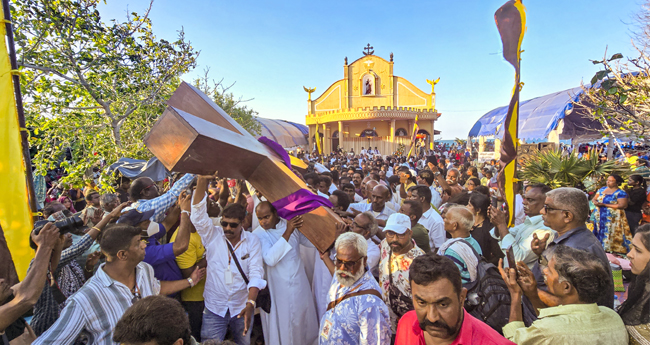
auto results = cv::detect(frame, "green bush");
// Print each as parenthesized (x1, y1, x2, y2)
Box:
(519, 149, 630, 191)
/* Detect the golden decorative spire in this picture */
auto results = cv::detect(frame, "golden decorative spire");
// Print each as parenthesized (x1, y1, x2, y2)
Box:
(426, 78, 440, 94)
(303, 86, 316, 101)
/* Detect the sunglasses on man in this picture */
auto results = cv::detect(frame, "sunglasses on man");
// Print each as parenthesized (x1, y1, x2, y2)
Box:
(220, 221, 240, 229)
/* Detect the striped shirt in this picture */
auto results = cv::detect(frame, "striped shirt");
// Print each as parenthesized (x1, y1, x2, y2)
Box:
(33, 262, 160, 345)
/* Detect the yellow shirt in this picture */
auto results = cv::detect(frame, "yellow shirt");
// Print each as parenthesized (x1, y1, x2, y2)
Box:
(171, 231, 206, 301)
(503, 303, 628, 345)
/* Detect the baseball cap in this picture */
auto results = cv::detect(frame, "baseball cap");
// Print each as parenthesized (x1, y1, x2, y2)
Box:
(383, 213, 411, 234)
(117, 209, 155, 227)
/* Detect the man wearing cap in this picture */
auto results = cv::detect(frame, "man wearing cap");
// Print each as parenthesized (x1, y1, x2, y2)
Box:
(379, 213, 425, 332)
(117, 193, 193, 285)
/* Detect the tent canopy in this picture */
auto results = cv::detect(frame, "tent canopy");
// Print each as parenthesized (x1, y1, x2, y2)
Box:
(256, 118, 308, 149)
(107, 157, 170, 182)
(468, 86, 604, 141)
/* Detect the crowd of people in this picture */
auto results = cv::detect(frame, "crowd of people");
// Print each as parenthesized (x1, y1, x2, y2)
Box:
(1, 144, 649, 345)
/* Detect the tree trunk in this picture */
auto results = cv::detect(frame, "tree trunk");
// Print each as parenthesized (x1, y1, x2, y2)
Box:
(111, 120, 122, 149)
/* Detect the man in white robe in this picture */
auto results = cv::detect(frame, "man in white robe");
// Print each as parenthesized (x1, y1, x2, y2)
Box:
(253, 202, 319, 345)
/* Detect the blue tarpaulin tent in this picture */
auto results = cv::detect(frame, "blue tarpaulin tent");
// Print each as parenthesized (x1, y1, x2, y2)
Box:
(468, 86, 604, 141)
(256, 118, 308, 149)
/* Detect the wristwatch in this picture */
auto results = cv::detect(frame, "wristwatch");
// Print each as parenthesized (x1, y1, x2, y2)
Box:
(187, 277, 195, 288)
(434, 172, 441, 177)
(246, 299, 256, 308)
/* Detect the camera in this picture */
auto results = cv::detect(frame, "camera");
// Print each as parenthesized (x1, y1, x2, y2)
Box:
(33, 215, 86, 235)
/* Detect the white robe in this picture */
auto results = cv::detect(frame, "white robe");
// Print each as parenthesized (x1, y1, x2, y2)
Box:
(312, 249, 334, 322)
(253, 219, 319, 345)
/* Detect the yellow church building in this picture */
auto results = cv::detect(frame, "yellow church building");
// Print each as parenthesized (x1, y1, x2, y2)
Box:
(305, 45, 440, 155)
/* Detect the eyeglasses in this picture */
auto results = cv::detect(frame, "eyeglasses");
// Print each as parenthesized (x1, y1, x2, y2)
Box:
(542, 204, 569, 213)
(385, 231, 408, 239)
(220, 221, 240, 229)
(352, 221, 369, 230)
(334, 256, 364, 270)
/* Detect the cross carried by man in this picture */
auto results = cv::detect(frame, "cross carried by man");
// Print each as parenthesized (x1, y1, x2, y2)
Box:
(143, 82, 339, 252)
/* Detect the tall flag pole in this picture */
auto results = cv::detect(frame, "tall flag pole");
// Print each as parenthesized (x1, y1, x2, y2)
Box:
(1, 0, 38, 280)
(407, 114, 419, 158)
(315, 124, 322, 155)
(495, 0, 526, 227)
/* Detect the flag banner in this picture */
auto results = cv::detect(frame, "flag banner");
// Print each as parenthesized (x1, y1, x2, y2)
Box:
(315, 127, 322, 154)
(0, 0, 34, 280)
(407, 115, 419, 158)
(495, 0, 526, 227)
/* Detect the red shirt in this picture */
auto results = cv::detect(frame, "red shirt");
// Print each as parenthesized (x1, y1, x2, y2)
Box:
(395, 310, 515, 345)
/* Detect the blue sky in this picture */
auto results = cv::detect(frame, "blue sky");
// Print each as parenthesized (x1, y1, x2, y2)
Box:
(99, 0, 642, 139)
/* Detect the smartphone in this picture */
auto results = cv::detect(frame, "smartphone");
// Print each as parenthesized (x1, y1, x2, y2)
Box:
(426, 154, 438, 167)
(506, 247, 517, 275)
(491, 196, 499, 208)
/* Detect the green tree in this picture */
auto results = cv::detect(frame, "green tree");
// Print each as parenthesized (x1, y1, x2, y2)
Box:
(14, 0, 198, 187)
(192, 68, 262, 136)
(577, 50, 650, 142)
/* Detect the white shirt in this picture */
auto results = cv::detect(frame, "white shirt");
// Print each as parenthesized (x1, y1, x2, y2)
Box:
(348, 202, 396, 226)
(429, 186, 443, 209)
(353, 193, 364, 202)
(190, 194, 266, 317)
(419, 207, 446, 250)
(367, 238, 380, 272)
(328, 183, 338, 194)
(515, 194, 525, 226)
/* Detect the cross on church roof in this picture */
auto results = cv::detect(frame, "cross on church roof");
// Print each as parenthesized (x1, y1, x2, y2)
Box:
(363, 43, 374, 56)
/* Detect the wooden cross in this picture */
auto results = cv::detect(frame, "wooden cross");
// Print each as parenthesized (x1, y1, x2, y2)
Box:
(143, 82, 340, 253)
(363, 43, 374, 56)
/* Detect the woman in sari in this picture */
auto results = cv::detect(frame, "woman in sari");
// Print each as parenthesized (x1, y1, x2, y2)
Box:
(617, 224, 650, 344)
(591, 174, 633, 254)
(57, 196, 77, 213)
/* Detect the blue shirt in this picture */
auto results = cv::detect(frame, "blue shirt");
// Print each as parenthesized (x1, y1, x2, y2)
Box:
(319, 269, 391, 345)
(144, 223, 183, 284)
(532, 225, 614, 308)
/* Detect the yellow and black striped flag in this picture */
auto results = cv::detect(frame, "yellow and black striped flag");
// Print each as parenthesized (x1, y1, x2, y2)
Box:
(495, 0, 526, 227)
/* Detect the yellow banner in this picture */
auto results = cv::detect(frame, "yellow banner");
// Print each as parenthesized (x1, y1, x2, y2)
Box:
(0, 0, 34, 280)
(315, 127, 322, 155)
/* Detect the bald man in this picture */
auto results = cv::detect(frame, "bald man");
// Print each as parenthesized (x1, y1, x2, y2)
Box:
(346, 185, 396, 233)
(438, 206, 482, 284)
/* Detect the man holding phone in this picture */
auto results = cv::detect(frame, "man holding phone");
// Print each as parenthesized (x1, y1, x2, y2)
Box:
(488, 183, 555, 269)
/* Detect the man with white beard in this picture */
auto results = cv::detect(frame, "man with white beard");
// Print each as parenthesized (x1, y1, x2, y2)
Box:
(318, 232, 391, 345)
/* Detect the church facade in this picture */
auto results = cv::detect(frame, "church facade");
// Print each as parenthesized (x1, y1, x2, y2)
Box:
(305, 46, 440, 155)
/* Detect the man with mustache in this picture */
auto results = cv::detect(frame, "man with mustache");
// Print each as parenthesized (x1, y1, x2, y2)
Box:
(395, 253, 514, 345)
(318, 232, 390, 345)
(488, 183, 555, 269)
(190, 175, 266, 345)
(379, 213, 425, 332)
(428, 163, 464, 203)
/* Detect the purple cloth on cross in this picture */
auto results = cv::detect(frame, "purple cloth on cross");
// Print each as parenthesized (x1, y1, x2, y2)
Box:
(256, 136, 332, 219)
(271, 188, 333, 220)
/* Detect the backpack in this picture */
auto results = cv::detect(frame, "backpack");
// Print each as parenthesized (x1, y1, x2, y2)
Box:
(456, 240, 537, 334)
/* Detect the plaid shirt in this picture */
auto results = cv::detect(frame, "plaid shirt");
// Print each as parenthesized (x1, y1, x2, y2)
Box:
(130, 174, 195, 223)
(30, 234, 95, 336)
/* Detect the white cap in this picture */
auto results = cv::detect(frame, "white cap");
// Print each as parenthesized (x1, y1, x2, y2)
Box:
(383, 213, 411, 234)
